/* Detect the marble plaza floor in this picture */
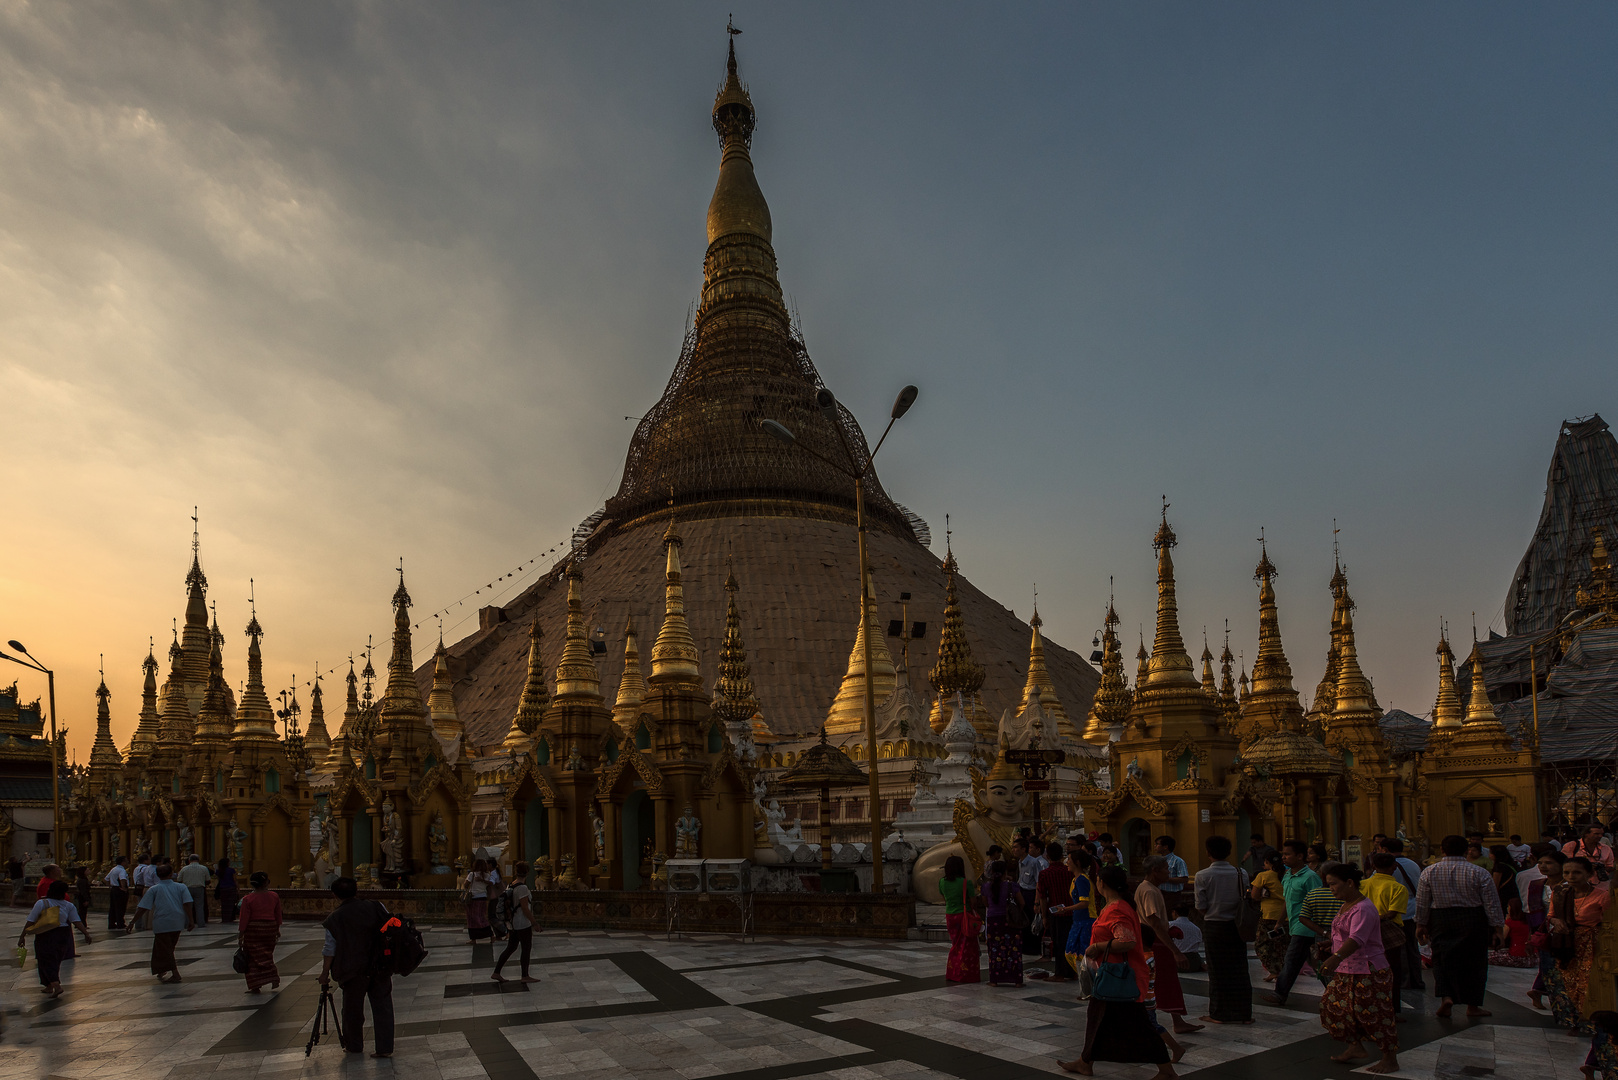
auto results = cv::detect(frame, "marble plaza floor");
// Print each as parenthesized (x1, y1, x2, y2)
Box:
(0, 903, 1593, 1080)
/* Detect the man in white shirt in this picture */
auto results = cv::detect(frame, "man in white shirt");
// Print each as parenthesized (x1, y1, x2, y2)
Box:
(131, 856, 157, 931)
(1012, 836, 1047, 954)
(176, 855, 211, 926)
(106, 857, 131, 931)
(1506, 835, 1533, 868)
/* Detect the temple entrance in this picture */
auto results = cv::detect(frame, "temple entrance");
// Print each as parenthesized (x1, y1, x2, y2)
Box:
(621, 791, 654, 889)
(1123, 817, 1152, 875)
(350, 813, 373, 875)
(523, 800, 548, 863)
(258, 809, 293, 887)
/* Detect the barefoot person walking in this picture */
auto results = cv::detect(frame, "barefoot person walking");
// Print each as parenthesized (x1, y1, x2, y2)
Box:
(237, 871, 283, 993)
(1316, 863, 1400, 1075)
(1057, 864, 1178, 1079)
(1416, 834, 1506, 1018)
(18, 879, 92, 998)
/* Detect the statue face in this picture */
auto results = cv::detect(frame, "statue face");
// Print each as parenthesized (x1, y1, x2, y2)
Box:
(986, 779, 1027, 819)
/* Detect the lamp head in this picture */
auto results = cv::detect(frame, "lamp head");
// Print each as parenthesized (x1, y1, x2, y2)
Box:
(6, 640, 26, 654)
(760, 419, 796, 446)
(815, 388, 838, 420)
(890, 385, 919, 420)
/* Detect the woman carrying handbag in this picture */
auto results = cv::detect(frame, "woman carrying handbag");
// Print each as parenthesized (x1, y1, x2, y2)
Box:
(1058, 864, 1177, 1079)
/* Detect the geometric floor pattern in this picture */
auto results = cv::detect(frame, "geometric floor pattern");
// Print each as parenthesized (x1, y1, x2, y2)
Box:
(0, 904, 1592, 1080)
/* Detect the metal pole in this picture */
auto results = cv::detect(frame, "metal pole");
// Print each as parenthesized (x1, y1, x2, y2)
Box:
(856, 475, 883, 893)
(47, 667, 60, 866)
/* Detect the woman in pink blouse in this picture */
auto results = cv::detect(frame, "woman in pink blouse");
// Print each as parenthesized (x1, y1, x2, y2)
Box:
(1317, 863, 1399, 1075)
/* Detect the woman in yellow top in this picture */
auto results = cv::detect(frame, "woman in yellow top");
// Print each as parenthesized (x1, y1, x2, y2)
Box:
(1249, 849, 1288, 982)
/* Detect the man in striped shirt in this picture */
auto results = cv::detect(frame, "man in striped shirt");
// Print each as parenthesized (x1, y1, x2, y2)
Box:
(1416, 834, 1506, 1018)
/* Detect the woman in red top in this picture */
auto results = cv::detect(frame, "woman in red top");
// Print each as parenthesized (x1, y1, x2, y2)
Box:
(237, 871, 283, 992)
(1058, 864, 1177, 1079)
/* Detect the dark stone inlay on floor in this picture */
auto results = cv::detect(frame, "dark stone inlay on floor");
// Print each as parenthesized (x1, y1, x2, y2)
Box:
(445, 980, 530, 998)
(119, 956, 201, 970)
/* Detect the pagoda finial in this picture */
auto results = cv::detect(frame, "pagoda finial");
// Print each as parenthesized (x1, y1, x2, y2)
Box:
(650, 515, 702, 684)
(504, 615, 549, 751)
(1433, 624, 1464, 729)
(928, 546, 985, 705)
(1020, 592, 1069, 731)
(89, 664, 122, 772)
(233, 590, 278, 742)
(715, 559, 760, 727)
(1144, 505, 1197, 687)
(1463, 642, 1503, 727)
(613, 613, 647, 733)
(828, 568, 897, 735)
(554, 555, 602, 699)
(1083, 598, 1132, 743)
(427, 637, 462, 742)
(1247, 538, 1301, 711)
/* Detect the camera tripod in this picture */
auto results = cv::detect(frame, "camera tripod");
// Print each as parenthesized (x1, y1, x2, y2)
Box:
(305, 983, 344, 1056)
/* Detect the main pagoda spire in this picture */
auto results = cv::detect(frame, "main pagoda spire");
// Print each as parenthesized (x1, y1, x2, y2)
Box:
(602, 28, 912, 538)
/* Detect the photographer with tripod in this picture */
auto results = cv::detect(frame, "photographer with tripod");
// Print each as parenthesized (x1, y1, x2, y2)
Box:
(318, 877, 393, 1059)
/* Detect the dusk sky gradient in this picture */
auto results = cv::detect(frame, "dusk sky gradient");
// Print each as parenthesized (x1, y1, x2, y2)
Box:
(3, 3, 1616, 759)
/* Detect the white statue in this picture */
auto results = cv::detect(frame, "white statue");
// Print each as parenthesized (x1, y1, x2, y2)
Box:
(764, 799, 789, 844)
(674, 805, 701, 858)
(784, 817, 805, 844)
(228, 819, 245, 865)
(176, 817, 193, 860)
(380, 799, 404, 872)
(590, 807, 606, 866)
(109, 832, 122, 859)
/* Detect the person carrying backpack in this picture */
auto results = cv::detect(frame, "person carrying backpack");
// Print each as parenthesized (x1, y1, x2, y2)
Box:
(319, 877, 393, 1059)
(491, 861, 537, 983)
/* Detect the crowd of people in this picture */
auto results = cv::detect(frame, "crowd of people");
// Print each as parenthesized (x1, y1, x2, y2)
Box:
(940, 825, 1618, 1079)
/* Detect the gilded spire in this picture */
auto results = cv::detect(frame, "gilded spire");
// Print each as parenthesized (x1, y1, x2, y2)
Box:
(826, 575, 896, 735)
(194, 612, 232, 743)
(1242, 541, 1305, 736)
(1331, 601, 1376, 716)
(325, 658, 361, 771)
(1218, 633, 1241, 730)
(1311, 553, 1350, 722)
(705, 28, 776, 272)
(427, 639, 462, 741)
(1020, 607, 1071, 732)
(650, 520, 703, 684)
(504, 615, 548, 751)
(554, 557, 603, 699)
(715, 564, 760, 727)
(1083, 600, 1132, 744)
(613, 615, 646, 733)
(305, 672, 332, 759)
(1463, 642, 1504, 727)
(129, 642, 162, 761)
(158, 631, 191, 744)
(233, 596, 278, 742)
(1200, 639, 1217, 699)
(1135, 634, 1150, 689)
(1144, 508, 1197, 687)
(1433, 628, 1464, 729)
(379, 567, 429, 731)
(179, 510, 212, 695)
(88, 670, 122, 771)
(928, 547, 985, 700)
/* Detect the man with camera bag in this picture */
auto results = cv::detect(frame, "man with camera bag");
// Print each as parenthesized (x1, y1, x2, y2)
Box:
(318, 877, 393, 1058)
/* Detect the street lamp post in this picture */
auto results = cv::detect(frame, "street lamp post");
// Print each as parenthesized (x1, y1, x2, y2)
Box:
(2, 641, 61, 865)
(762, 383, 918, 894)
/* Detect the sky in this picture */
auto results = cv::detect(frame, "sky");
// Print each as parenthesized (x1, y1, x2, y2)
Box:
(2, 3, 1616, 760)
